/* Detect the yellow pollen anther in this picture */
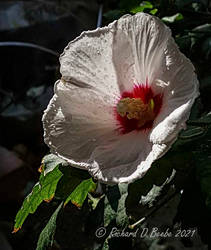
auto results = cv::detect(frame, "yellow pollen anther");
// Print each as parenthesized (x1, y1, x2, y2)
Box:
(117, 97, 155, 128)
(149, 98, 154, 110)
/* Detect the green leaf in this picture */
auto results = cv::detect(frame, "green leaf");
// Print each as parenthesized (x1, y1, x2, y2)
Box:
(103, 10, 125, 22)
(126, 156, 174, 208)
(119, 0, 142, 10)
(176, 35, 191, 51)
(14, 153, 93, 232)
(125, 150, 194, 220)
(130, 1, 153, 14)
(13, 166, 63, 232)
(64, 178, 97, 208)
(55, 165, 93, 205)
(40, 154, 68, 175)
(55, 166, 86, 200)
(116, 184, 129, 228)
(198, 162, 211, 210)
(104, 184, 129, 228)
(103, 186, 120, 227)
(103, 195, 117, 227)
(102, 240, 109, 250)
(189, 112, 211, 125)
(13, 154, 67, 232)
(179, 126, 206, 139)
(150, 8, 158, 15)
(192, 24, 211, 34)
(175, 0, 194, 8)
(200, 76, 211, 89)
(188, 98, 203, 120)
(36, 202, 63, 250)
(162, 13, 184, 23)
(174, 112, 211, 149)
(195, 148, 211, 211)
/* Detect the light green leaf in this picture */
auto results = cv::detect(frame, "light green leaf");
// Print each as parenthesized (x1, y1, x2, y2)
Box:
(162, 13, 184, 23)
(64, 178, 97, 208)
(36, 202, 63, 250)
(40, 154, 68, 175)
(13, 166, 63, 232)
(140, 1, 153, 8)
(13, 154, 67, 232)
(150, 8, 158, 15)
(130, 1, 153, 14)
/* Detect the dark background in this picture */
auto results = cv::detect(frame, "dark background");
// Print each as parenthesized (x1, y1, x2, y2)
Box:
(0, 0, 211, 250)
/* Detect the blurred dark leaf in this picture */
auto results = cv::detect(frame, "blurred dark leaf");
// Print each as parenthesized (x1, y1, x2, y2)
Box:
(193, 23, 211, 33)
(202, 37, 211, 59)
(196, 157, 211, 211)
(175, 0, 194, 9)
(119, 0, 141, 10)
(126, 149, 194, 221)
(36, 202, 63, 250)
(126, 156, 174, 210)
(103, 10, 124, 21)
(179, 126, 206, 139)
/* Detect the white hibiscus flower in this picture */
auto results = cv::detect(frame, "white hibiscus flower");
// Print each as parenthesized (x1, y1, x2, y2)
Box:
(42, 13, 199, 184)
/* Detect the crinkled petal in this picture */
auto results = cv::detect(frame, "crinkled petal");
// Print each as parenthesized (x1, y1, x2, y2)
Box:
(60, 25, 120, 98)
(89, 137, 177, 184)
(112, 13, 199, 144)
(112, 14, 171, 91)
(149, 38, 199, 144)
(43, 13, 199, 184)
(89, 131, 150, 183)
(42, 80, 117, 168)
(43, 80, 167, 183)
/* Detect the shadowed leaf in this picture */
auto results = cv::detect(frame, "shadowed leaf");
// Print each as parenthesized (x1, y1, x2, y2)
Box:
(36, 202, 63, 250)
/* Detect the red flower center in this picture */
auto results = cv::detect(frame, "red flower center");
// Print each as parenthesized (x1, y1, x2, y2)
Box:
(114, 84, 163, 134)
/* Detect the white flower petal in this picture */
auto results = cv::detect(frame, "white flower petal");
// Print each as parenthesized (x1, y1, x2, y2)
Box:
(112, 13, 172, 92)
(89, 131, 150, 183)
(59, 13, 171, 95)
(113, 13, 199, 144)
(149, 38, 199, 144)
(89, 136, 176, 184)
(43, 80, 117, 167)
(43, 13, 199, 184)
(60, 25, 120, 98)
